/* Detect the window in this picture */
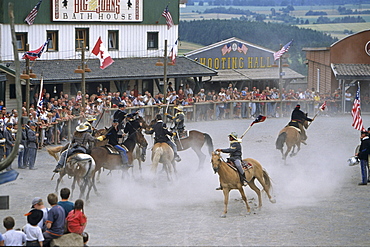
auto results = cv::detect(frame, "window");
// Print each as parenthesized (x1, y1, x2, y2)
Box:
(47, 31, 58, 51)
(75, 28, 89, 51)
(147, 32, 158, 49)
(108, 30, 119, 50)
(16, 33, 27, 51)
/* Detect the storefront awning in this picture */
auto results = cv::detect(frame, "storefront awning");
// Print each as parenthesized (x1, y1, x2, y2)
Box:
(331, 63, 370, 80)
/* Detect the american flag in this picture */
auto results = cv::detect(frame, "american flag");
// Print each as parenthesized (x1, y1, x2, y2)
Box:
(22, 40, 49, 61)
(162, 5, 174, 30)
(24, 0, 42, 25)
(352, 86, 366, 131)
(221, 44, 231, 56)
(237, 43, 248, 55)
(274, 40, 293, 61)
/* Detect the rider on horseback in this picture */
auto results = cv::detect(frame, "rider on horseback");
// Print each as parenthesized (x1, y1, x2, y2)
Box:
(113, 103, 127, 132)
(216, 132, 247, 190)
(288, 104, 313, 144)
(165, 105, 185, 138)
(145, 114, 181, 162)
(124, 112, 146, 162)
(53, 123, 105, 173)
(106, 119, 131, 167)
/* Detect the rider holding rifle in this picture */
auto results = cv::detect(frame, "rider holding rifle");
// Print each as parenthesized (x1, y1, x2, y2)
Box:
(288, 104, 313, 144)
(53, 124, 104, 173)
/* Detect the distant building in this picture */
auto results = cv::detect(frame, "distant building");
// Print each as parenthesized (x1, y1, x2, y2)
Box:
(303, 29, 370, 112)
(0, 0, 216, 109)
(185, 37, 305, 92)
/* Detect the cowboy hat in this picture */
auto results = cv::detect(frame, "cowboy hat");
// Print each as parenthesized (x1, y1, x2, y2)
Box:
(76, 123, 89, 132)
(228, 132, 238, 140)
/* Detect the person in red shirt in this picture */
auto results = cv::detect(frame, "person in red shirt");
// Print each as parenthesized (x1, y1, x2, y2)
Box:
(66, 199, 87, 235)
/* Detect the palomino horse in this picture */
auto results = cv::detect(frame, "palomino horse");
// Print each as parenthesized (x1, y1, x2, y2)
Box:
(53, 153, 96, 202)
(211, 151, 276, 218)
(151, 142, 175, 183)
(275, 120, 308, 162)
(143, 118, 214, 170)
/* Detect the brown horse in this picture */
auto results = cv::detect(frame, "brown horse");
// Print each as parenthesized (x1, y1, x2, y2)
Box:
(275, 120, 309, 162)
(142, 118, 214, 170)
(151, 142, 175, 184)
(53, 153, 96, 202)
(211, 151, 276, 218)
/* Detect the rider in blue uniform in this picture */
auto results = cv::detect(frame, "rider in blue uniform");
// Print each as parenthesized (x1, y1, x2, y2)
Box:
(146, 114, 181, 162)
(216, 132, 246, 190)
(106, 119, 130, 166)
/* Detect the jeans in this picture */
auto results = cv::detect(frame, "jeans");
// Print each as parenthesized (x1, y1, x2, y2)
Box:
(115, 145, 128, 164)
(360, 159, 368, 184)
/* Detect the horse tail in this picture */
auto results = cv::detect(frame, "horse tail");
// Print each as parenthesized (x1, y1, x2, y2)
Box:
(262, 169, 272, 192)
(275, 132, 286, 150)
(203, 133, 214, 155)
(46, 145, 66, 162)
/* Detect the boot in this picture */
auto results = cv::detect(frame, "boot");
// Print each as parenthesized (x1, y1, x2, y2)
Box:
(174, 154, 181, 162)
(53, 164, 63, 173)
(215, 185, 223, 190)
(240, 172, 248, 186)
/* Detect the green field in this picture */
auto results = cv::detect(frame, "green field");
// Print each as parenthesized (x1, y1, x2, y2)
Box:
(180, 4, 370, 40)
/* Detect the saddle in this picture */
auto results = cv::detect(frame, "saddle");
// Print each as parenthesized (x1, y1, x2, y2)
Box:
(286, 126, 301, 133)
(104, 144, 128, 155)
(226, 159, 253, 170)
(68, 153, 91, 162)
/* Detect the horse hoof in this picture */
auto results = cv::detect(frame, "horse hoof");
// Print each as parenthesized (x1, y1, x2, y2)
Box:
(246, 211, 251, 215)
(270, 199, 276, 203)
(220, 214, 226, 218)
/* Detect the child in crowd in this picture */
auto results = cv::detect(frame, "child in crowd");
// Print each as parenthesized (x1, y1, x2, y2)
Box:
(2, 216, 26, 246)
(43, 193, 65, 247)
(23, 209, 44, 246)
(57, 188, 74, 217)
(66, 199, 87, 235)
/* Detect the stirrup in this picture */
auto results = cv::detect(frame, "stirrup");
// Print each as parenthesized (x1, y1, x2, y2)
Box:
(215, 186, 222, 190)
(174, 155, 181, 162)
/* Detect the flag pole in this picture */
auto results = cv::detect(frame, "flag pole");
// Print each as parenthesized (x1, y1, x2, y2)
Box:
(240, 115, 266, 139)
(307, 101, 326, 129)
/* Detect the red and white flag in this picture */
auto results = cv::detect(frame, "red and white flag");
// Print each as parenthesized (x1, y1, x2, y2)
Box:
(168, 40, 178, 64)
(92, 37, 114, 69)
(319, 101, 327, 111)
(352, 86, 366, 131)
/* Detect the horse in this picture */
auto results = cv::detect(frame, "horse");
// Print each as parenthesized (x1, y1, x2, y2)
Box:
(150, 142, 175, 184)
(211, 151, 276, 218)
(142, 118, 214, 170)
(53, 153, 96, 202)
(275, 120, 308, 162)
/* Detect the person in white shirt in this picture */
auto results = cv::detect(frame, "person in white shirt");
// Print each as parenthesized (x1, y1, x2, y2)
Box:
(2, 216, 26, 246)
(23, 209, 44, 246)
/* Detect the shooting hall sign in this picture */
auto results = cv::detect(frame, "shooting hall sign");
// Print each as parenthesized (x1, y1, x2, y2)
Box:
(52, 0, 143, 22)
(185, 38, 276, 70)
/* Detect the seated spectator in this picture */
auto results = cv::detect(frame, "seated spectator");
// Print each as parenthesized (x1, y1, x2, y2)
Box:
(23, 209, 44, 246)
(66, 199, 87, 235)
(43, 193, 65, 247)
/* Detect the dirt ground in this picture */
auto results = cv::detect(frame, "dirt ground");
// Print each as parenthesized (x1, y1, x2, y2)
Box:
(1, 114, 369, 246)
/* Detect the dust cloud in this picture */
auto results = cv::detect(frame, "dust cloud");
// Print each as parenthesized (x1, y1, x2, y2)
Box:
(96, 115, 360, 213)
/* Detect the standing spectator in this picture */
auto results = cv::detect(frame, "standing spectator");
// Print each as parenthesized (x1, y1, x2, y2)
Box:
(4, 122, 14, 170)
(356, 131, 370, 185)
(31, 197, 49, 232)
(345, 89, 352, 113)
(43, 193, 65, 247)
(57, 188, 74, 217)
(2, 216, 26, 246)
(184, 84, 193, 97)
(18, 122, 28, 169)
(27, 122, 39, 170)
(0, 232, 4, 246)
(23, 209, 44, 246)
(66, 199, 87, 235)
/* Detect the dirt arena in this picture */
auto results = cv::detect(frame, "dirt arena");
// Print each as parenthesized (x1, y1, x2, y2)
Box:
(1, 114, 369, 246)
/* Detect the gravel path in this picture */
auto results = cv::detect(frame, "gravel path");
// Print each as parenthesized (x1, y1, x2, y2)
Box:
(1, 114, 369, 246)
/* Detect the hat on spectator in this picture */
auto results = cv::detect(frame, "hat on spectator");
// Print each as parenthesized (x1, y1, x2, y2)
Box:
(97, 98, 102, 102)
(30, 122, 37, 127)
(6, 122, 13, 127)
(25, 209, 43, 226)
(76, 123, 89, 132)
(31, 197, 42, 208)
